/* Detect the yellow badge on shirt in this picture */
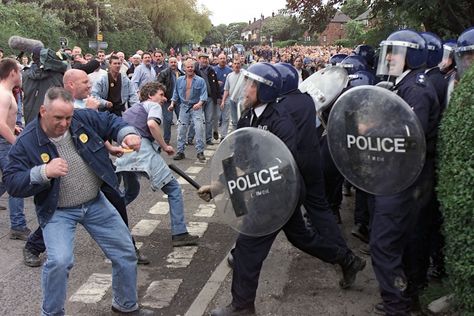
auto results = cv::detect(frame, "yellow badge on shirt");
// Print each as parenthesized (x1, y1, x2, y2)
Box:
(41, 153, 50, 163)
(79, 133, 88, 143)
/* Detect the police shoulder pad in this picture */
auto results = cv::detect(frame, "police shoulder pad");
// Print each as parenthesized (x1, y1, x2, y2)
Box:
(415, 73, 427, 86)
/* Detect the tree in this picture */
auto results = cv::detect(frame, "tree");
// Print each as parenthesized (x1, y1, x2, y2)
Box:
(287, 0, 474, 39)
(334, 20, 365, 47)
(340, 0, 368, 19)
(286, 0, 339, 34)
(0, 2, 67, 54)
(261, 15, 305, 41)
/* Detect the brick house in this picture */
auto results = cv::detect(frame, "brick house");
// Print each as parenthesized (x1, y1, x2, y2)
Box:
(318, 11, 351, 45)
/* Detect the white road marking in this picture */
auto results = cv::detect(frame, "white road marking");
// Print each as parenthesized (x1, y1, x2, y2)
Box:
(203, 150, 214, 157)
(69, 273, 112, 303)
(166, 246, 198, 268)
(142, 279, 183, 309)
(177, 175, 195, 185)
(194, 204, 215, 217)
(131, 219, 161, 236)
(185, 166, 203, 174)
(187, 222, 208, 237)
(184, 245, 234, 316)
(149, 201, 169, 215)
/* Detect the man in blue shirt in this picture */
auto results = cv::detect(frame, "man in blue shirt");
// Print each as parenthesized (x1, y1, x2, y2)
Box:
(131, 52, 156, 93)
(169, 59, 208, 162)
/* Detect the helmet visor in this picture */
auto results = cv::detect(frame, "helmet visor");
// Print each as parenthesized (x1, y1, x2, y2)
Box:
(376, 42, 409, 77)
(230, 70, 265, 111)
(454, 45, 474, 78)
(438, 45, 454, 71)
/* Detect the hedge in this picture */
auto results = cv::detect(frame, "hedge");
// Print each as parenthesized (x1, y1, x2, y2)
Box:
(437, 64, 474, 313)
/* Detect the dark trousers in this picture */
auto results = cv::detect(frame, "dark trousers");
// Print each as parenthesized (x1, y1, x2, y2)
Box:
(319, 136, 344, 213)
(354, 188, 370, 227)
(25, 184, 133, 256)
(231, 204, 347, 308)
(369, 159, 434, 316)
(162, 101, 180, 143)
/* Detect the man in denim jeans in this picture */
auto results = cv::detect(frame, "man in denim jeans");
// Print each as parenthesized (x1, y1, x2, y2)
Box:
(0, 58, 29, 240)
(219, 58, 243, 140)
(115, 82, 199, 247)
(169, 59, 208, 161)
(3, 87, 153, 315)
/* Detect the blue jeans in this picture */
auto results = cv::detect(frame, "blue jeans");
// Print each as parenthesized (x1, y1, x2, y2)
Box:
(41, 193, 138, 316)
(176, 104, 205, 154)
(0, 138, 26, 230)
(162, 101, 180, 143)
(121, 173, 187, 235)
(203, 97, 215, 142)
(219, 99, 238, 139)
(162, 178, 187, 235)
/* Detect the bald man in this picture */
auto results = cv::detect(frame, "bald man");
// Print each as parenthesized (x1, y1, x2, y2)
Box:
(63, 69, 100, 110)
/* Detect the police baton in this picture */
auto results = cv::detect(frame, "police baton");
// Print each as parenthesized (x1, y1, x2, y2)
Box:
(168, 163, 201, 189)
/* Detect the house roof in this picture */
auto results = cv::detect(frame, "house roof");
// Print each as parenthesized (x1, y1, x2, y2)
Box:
(354, 8, 372, 21)
(331, 11, 351, 23)
(243, 17, 271, 32)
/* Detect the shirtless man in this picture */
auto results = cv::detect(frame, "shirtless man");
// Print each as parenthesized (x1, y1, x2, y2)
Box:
(0, 58, 29, 240)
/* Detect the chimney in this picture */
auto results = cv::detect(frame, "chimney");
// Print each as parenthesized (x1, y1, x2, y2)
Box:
(249, 20, 251, 25)
(272, 12, 275, 17)
(261, 14, 264, 20)
(254, 17, 256, 23)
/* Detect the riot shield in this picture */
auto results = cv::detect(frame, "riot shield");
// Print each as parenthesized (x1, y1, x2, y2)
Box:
(327, 86, 426, 195)
(210, 127, 300, 236)
(299, 66, 349, 113)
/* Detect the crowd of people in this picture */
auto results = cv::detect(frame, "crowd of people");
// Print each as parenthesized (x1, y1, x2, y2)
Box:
(0, 24, 473, 316)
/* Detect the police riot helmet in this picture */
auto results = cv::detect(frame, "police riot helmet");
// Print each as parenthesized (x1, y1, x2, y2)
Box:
(340, 55, 369, 75)
(354, 44, 375, 67)
(273, 63, 299, 95)
(376, 29, 428, 77)
(329, 53, 348, 66)
(454, 26, 474, 78)
(420, 32, 443, 68)
(348, 70, 376, 88)
(244, 62, 282, 103)
(438, 39, 456, 73)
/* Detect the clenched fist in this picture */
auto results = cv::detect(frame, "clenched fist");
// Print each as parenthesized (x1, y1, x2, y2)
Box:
(45, 158, 68, 178)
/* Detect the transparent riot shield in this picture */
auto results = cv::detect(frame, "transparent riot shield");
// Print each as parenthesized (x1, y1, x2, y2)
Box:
(299, 66, 349, 113)
(327, 86, 426, 195)
(210, 127, 300, 236)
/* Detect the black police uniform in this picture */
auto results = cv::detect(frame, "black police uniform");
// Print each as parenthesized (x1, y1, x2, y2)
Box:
(425, 67, 449, 114)
(230, 102, 351, 310)
(275, 90, 353, 250)
(369, 69, 440, 315)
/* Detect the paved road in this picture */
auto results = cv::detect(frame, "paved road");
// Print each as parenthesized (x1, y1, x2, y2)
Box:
(0, 127, 379, 316)
(0, 136, 241, 316)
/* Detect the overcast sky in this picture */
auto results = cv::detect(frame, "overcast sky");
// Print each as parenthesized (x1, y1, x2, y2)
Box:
(197, 0, 288, 26)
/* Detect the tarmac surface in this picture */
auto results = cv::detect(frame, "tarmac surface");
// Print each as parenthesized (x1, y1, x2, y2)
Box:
(0, 125, 381, 316)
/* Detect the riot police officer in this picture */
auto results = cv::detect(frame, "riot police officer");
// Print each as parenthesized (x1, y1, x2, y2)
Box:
(454, 26, 474, 79)
(273, 61, 366, 272)
(202, 63, 366, 316)
(421, 32, 449, 113)
(372, 29, 440, 316)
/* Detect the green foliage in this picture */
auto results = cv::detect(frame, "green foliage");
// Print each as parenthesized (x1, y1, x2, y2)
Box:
(0, 2, 67, 54)
(335, 20, 365, 47)
(340, 0, 368, 19)
(437, 64, 474, 312)
(103, 6, 157, 54)
(261, 15, 305, 42)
